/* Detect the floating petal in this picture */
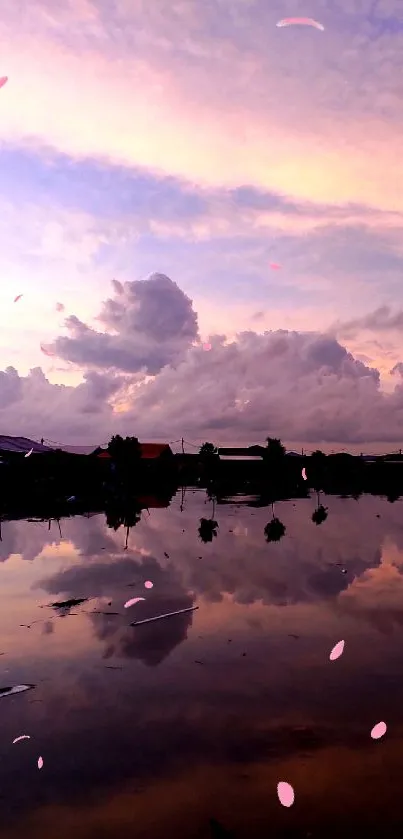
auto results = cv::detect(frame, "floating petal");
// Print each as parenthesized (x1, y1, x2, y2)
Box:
(276, 17, 324, 30)
(144, 580, 154, 589)
(40, 343, 55, 357)
(202, 343, 212, 351)
(14, 294, 23, 302)
(37, 756, 43, 769)
(329, 640, 345, 660)
(277, 781, 294, 807)
(25, 449, 33, 458)
(371, 721, 387, 740)
(0, 684, 35, 698)
(124, 597, 145, 608)
(13, 735, 30, 744)
(302, 468, 307, 480)
(269, 262, 282, 270)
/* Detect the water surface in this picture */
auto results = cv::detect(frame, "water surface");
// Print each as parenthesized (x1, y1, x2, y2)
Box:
(0, 490, 402, 837)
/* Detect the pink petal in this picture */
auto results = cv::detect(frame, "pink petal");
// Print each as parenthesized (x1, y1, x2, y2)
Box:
(13, 735, 30, 744)
(14, 294, 23, 302)
(277, 781, 294, 807)
(269, 262, 282, 270)
(302, 468, 307, 480)
(371, 721, 387, 740)
(37, 756, 43, 769)
(0, 77, 8, 89)
(202, 343, 211, 351)
(124, 597, 145, 608)
(25, 449, 33, 458)
(40, 343, 55, 357)
(329, 640, 345, 660)
(144, 580, 153, 589)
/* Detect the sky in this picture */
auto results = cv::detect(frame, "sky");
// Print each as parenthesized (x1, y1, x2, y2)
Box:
(1, 0, 403, 450)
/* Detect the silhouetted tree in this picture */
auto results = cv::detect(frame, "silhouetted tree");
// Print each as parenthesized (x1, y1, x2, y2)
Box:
(198, 517, 219, 543)
(264, 437, 286, 461)
(199, 442, 218, 457)
(107, 435, 141, 462)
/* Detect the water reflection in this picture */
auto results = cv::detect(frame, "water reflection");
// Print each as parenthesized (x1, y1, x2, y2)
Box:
(0, 491, 403, 835)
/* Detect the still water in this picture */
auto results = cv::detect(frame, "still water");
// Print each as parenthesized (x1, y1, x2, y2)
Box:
(0, 489, 403, 838)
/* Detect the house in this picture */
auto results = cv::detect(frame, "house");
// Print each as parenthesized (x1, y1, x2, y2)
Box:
(139, 443, 173, 461)
(92, 443, 173, 461)
(0, 435, 54, 455)
(217, 447, 264, 461)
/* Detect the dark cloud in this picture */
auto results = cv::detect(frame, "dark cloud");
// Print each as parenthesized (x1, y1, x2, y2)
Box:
(331, 305, 403, 339)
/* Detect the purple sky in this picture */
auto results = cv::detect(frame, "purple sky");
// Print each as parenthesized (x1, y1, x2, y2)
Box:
(1, 0, 403, 449)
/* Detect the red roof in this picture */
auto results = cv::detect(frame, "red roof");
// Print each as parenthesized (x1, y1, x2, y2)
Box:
(140, 443, 172, 459)
(96, 444, 171, 460)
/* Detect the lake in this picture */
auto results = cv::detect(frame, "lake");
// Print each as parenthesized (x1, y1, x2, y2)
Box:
(0, 488, 402, 838)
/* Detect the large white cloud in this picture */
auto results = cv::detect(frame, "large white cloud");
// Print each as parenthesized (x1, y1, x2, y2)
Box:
(1, 274, 403, 446)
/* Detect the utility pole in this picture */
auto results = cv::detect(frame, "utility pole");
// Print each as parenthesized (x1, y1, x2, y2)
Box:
(181, 437, 184, 454)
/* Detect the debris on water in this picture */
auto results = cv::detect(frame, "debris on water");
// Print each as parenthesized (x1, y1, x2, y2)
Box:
(0, 685, 35, 698)
(13, 735, 31, 744)
(329, 640, 345, 661)
(37, 756, 43, 769)
(104, 665, 123, 670)
(288, 634, 300, 639)
(164, 552, 169, 558)
(124, 597, 145, 609)
(371, 721, 387, 739)
(49, 598, 88, 609)
(277, 781, 295, 807)
(131, 606, 199, 626)
(195, 660, 205, 665)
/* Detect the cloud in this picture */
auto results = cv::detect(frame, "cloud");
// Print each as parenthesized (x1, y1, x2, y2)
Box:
(331, 305, 403, 339)
(52, 273, 199, 374)
(0, 365, 119, 443)
(4, 272, 403, 445)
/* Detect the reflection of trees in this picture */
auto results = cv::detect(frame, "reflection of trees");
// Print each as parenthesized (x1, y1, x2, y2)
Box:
(105, 503, 142, 549)
(312, 490, 328, 526)
(264, 517, 286, 542)
(264, 499, 286, 543)
(198, 518, 219, 543)
(387, 492, 400, 503)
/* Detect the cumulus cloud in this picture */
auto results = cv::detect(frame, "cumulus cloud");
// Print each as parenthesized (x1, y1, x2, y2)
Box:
(2, 275, 403, 445)
(52, 273, 199, 375)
